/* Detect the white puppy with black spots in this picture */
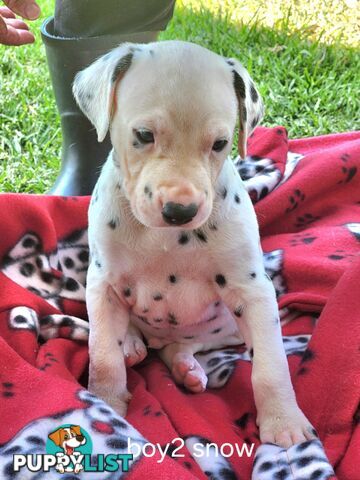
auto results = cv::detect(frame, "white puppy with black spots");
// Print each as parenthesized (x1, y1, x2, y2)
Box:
(73, 40, 316, 448)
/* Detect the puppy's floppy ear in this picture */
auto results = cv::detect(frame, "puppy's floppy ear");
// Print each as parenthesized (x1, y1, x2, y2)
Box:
(48, 428, 62, 446)
(226, 58, 264, 159)
(73, 43, 137, 142)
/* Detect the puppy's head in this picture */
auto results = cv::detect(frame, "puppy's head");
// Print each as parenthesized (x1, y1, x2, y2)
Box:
(73, 41, 264, 229)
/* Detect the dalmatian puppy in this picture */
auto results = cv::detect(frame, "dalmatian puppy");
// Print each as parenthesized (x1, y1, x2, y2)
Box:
(73, 40, 315, 448)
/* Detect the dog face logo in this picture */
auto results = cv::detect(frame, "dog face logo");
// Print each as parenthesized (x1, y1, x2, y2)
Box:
(48, 424, 89, 474)
(48, 425, 86, 455)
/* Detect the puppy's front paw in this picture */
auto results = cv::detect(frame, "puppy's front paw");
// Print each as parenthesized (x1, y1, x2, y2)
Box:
(259, 406, 316, 448)
(88, 384, 132, 417)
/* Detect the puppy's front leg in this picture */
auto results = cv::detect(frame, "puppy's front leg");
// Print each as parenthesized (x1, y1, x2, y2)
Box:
(221, 278, 315, 447)
(86, 264, 130, 416)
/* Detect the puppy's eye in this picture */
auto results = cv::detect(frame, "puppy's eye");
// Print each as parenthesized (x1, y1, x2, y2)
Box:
(212, 139, 228, 152)
(134, 129, 154, 145)
(64, 435, 69, 440)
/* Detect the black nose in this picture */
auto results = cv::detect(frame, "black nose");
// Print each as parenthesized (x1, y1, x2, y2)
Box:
(162, 202, 198, 225)
(76, 435, 84, 442)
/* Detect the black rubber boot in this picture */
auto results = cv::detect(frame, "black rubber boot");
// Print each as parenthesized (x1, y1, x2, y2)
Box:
(41, 17, 158, 195)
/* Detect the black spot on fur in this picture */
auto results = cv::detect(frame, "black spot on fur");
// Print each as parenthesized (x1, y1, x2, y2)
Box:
(215, 274, 226, 287)
(61, 317, 74, 327)
(211, 328, 222, 334)
(168, 313, 178, 325)
(220, 187, 228, 199)
(234, 193, 241, 204)
(249, 348, 254, 358)
(108, 219, 118, 229)
(111, 52, 134, 83)
(95, 260, 102, 268)
(250, 272, 256, 278)
(234, 306, 243, 317)
(118, 340, 123, 346)
(233, 70, 246, 99)
(154, 318, 163, 323)
(179, 233, 190, 245)
(183, 335, 195, 340)
(250, 83, 259, 103)
(195, 230, 207, 243)
(169, 274, 177, 284)
(153, 293, 163, 301)
(218, 368, 230, 381)
(78, 250, 89, 263)
(123, 287, 131, 297)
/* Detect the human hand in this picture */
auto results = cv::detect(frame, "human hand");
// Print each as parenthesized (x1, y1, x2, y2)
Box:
(0, 1, 40, 46)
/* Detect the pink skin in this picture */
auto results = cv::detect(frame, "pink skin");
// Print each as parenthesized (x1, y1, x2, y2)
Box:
(171, 352, 208, 393)
(0, 2, 40, 46)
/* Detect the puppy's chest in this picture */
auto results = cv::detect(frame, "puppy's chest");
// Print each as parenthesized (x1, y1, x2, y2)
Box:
(107, 237, 225, 334)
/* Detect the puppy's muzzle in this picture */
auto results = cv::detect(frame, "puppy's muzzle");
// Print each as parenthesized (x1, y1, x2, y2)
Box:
(162, 202, 198, 226)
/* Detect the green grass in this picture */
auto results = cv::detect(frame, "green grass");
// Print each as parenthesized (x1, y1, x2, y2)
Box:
(0, 0, 359, 193)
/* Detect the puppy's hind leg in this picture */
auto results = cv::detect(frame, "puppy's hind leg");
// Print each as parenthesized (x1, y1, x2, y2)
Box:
(123, 323, 147, 367)
(159, 342, 208, 393)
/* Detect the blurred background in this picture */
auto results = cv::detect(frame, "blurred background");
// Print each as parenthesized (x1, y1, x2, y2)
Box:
(0, 0, 359, 193)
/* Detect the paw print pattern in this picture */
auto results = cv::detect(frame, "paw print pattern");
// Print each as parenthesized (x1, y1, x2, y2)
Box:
(234, 155, 282, 203)
(39, 314, 89, 342)
(346, 223, 360, 242)
(1, 230, 89, 310)
(9, 306, 39, 333)
(195, 336, 311, 387)
(142, 404, 163, 418)
(196, 348, 242, 388)
(184, 436, 237, 480)
(327, 249, 357, 262)
(289, 232, 317, 246)
(297, 347, 316, 375)
(38, 352, 59, 371)
(294, 213, 321, 229)
(252, 440, 334, 480)
(0, 389, 146, 480)
(337, 153, 357, 184)
(8, 307, 89, 342)
(285, 189, 306, 213)
(1, 381, 15, 399)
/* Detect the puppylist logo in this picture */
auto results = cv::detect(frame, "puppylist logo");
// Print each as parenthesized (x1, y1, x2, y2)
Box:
(13, 424, 133, 474)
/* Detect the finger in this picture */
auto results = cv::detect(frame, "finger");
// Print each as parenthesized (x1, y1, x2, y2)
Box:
(3, 0, 40, 20)
(0, 14, 7, 35)
(0, 23, 35, 45)
(0, 6, 16, 18)
(5, 17, 30, 30)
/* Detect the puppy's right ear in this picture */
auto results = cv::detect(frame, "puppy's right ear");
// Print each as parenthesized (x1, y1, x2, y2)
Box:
(73, 43, 136, 142)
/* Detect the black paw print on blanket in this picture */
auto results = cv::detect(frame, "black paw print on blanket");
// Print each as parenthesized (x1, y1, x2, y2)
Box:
(337, 153, 357, 184)
(294, 213, 321, 229)
(285, 189, 306, 213)
(289, 232, 317, 246)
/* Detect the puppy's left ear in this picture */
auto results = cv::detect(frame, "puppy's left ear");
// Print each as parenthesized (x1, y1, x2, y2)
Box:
(226, 58, 265, 159)
(73, 43, 137, 142)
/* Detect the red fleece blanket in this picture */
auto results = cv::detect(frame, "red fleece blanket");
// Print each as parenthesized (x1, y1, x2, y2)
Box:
(0, 127, 359, 480)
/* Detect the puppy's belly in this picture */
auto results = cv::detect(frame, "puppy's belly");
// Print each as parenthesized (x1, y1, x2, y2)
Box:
(131, 303, 241, 349)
